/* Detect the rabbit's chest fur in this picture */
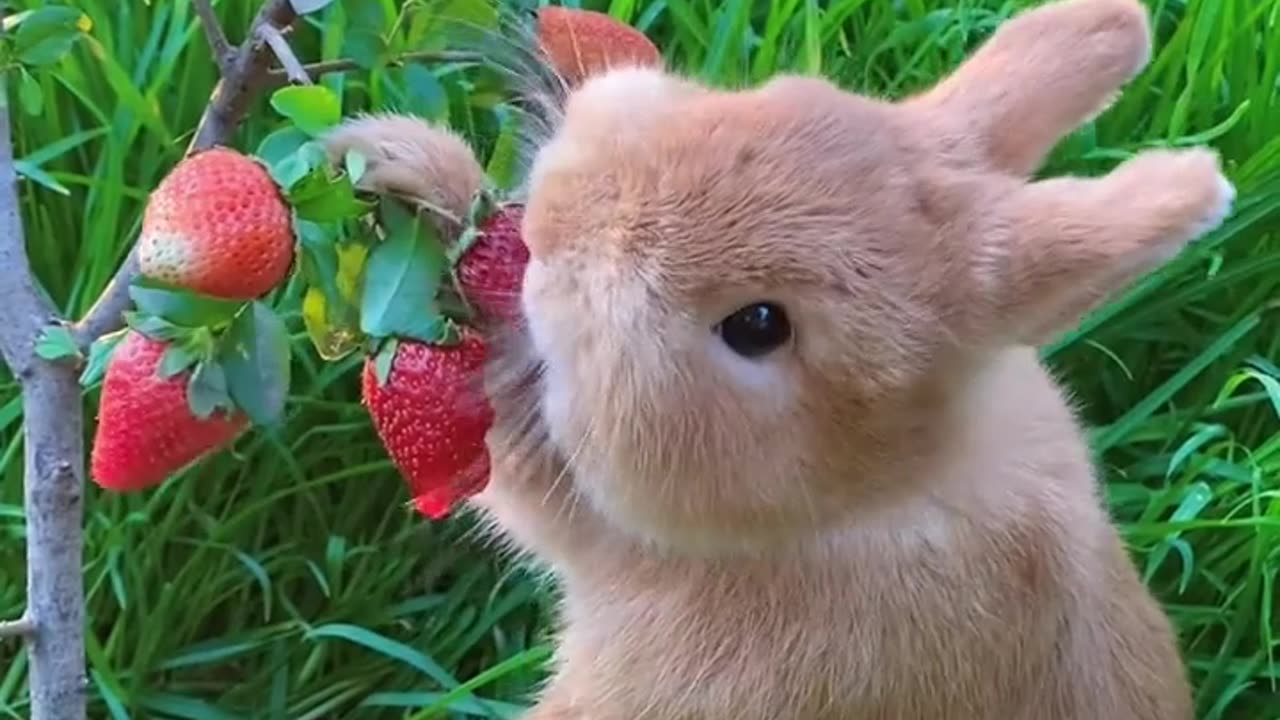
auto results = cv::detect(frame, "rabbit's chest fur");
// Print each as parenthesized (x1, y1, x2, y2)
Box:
(542, 496, 1085, 720)
(475, 348, 1189, 719)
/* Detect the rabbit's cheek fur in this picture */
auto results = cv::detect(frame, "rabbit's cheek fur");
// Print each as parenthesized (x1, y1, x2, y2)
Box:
(521, 251, 807, 552)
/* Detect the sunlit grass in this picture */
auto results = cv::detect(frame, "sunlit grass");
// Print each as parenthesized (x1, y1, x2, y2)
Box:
(1, 0, 1277, 718)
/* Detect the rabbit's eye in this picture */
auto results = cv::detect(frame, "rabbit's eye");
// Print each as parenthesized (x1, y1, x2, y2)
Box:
(717, 302, 792, 358)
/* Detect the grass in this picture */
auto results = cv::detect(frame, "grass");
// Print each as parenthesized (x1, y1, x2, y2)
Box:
(1, 0, 1277, 717)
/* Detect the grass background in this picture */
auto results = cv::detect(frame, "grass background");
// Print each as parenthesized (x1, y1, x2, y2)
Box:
(1, 0, 1277, 717)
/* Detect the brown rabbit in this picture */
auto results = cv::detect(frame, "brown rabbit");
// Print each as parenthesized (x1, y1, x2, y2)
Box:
(326, 0, 1233, 716)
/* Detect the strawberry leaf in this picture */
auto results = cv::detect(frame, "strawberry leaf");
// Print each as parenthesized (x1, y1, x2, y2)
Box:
(158, 344, 200, 379)
(372, 337, 399, 387)
(344, 149, 367, 185)
(296, 220, 341, 286)
(341, 0, 389, 70)
(360, 199, 448, 343)
(256, 126, 310, 167)
(435, 0, 499, 34)
(269, 85, 342, 137)
(267, 140, 329, 190)
(34, 324, 81, 362)
(187, 361, 235, 420)
(297, 221, 366, 360)
(79, 329, 127, 388)
(287, 164, 375, 222)
(220, 302, 293, 427)
(124, 312, 189, 343)
(129, 279, 246, 328)
(400, 64, 448, 122)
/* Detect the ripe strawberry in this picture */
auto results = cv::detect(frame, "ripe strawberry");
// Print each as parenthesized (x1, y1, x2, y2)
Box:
(138, 147, 294, 300)
(361, 332, 495, 519)
(536, 6, 662, 87)
(90, 331, 247, 492)
(456, 204, 529, 325)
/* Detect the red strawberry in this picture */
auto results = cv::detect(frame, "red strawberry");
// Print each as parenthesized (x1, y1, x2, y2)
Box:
(536, 7, 662, 87)
(361, 332, 495, 519)
(456, 204, 529, 325)
(138, 147, 294, 300)
(90, 331, 247, 492)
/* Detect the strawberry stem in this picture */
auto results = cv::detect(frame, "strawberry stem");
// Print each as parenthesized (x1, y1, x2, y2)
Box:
(438, 287, 474, 322)
(446, 227, 481, 266)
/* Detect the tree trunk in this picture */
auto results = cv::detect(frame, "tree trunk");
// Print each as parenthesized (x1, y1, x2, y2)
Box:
(22, 368, 87, 720)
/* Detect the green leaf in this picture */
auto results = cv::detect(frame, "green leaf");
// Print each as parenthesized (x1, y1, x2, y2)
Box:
(343, 31, 387, 70)
(269, 85, 342, 137)
(256, 126, 311, 168)
(360, 200, 448, 342)
(260, 132, 324, 189)
(435, 0, 500, 35)
(270, 154, 313, 191)
(128, 279, 246, 328)
(290, 0, 338, 14)
(18, 69, 43, 116)
(159, 344, 200, 379)
(296, 221, 341, 287)
(186, 361, 235, 420)
(219, 302, 293, 427)
(79, 329, 127, 387)
(305, 624, 461, 689)
(124, 313, 189, 343)
(14, 159, 71, 196)
(372, 337, 398, 386)
(485, 109, 522, 192)
(401, 64, 448, 121)
(344, 149, 367, 185)
(13, 6, 89, 66)
(287, 166, 375, 222)
(298, 222, 366, 361)
(34, 324, 80, 361)
(341, 0, 389, 70)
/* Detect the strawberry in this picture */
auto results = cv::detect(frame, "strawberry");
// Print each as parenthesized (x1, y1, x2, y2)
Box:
(138, 147, 294, 300)
(456, 204, 529, 325)
(361, 332, 495, 519)
(536, 6, 662, 87)
(90, 331, 247, 492)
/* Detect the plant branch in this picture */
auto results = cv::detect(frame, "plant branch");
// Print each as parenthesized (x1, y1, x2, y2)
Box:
(189, 0, 299, 152)
(0, 102, 60, 377)
(263, 50, 486, 90)
(257, 23, 311, 85)
(193, 0, 236, 74)
(70, 0, 301, 353)
(70, 252, 136, 351)
(0, 615, 34, 638)
(0, 67, 89, 719)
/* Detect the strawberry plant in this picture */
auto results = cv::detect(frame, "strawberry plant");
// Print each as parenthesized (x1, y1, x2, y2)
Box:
(247, 80, 529, 518)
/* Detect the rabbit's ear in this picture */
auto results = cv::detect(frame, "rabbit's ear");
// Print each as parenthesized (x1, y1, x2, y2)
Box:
(906, 0, 1150, 177)
(978, 150, 1232, 347)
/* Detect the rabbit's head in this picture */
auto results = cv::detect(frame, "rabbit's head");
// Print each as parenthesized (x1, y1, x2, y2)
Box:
(507, 0, 1230, 554)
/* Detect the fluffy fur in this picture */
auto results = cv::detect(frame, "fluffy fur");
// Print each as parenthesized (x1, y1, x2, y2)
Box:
(325, 0, 1235, 717)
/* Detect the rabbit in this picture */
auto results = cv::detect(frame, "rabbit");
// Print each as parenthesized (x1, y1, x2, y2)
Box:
(324, 0, 1234, 716)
